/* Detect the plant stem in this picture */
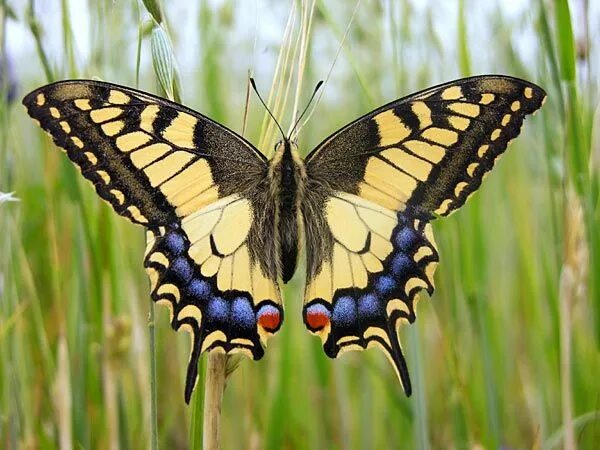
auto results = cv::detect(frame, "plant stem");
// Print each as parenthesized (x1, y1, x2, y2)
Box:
(202, 353, 227, 450)
(148, 300, 158, 450)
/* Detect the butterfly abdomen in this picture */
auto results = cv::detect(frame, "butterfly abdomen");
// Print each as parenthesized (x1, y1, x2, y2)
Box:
(269, 140, 306, 283)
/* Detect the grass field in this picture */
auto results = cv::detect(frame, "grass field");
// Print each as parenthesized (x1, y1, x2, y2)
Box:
(1, 0, 599, 449)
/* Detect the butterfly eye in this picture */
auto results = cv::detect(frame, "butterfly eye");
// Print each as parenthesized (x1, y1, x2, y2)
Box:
(274, 141, 282, 151)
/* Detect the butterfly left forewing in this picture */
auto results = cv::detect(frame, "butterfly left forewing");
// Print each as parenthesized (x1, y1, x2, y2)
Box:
(23, 80, 267, 225)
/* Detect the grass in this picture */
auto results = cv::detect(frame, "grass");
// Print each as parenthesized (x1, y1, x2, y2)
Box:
(1, 0, 599, 448)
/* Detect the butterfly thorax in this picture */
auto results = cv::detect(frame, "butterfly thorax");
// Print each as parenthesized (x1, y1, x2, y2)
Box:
(269, 139, 306, 283)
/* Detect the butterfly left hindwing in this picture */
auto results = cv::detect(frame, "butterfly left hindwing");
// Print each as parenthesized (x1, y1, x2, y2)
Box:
(302, 76, 545, 392)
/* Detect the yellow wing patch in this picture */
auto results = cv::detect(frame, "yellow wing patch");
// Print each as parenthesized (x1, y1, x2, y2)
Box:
(373, 110, 411, 146)
(162, 112, 198, 149)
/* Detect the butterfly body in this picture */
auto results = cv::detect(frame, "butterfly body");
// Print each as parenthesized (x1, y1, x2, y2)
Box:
(268, 139, 306, 283)
(23, 75, 545, 402)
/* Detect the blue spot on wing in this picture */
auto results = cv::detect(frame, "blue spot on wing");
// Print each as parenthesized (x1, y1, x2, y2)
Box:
(171, 257, 193, 282)
(375, 275, 396, 295)
(358, 294, 381, 318)
(207, 297, 229, 321)
(391, 254, 414, 276)
(164, 232, 185, 255)
(231, 297, 255, 330)
(395, 227, 418, 250)
(187, 279, 211, 299)
(332, 296, 357, 326)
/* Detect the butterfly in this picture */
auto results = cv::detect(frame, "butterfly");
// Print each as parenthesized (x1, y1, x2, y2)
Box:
(23, 75, 545, 403)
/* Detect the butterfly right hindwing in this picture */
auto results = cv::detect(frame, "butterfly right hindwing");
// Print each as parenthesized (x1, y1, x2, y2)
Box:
(302, 186, 438, 394)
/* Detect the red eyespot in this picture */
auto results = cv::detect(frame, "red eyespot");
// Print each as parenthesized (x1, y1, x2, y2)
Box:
(257, 304, 282, 332)
(306, 311, 329, 330)
(304, 303, 331, 331)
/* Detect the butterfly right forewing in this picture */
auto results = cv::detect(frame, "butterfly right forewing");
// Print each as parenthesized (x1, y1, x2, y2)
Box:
(305, 75, 546, 216)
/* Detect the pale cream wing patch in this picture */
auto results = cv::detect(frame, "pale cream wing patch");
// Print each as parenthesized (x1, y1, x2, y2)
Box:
(181, 195, 282, 310)
(310, 193, 397, 298)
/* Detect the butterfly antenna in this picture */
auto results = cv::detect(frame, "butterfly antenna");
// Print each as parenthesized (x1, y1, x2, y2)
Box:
(289, 80, 324, 139)
(249, 78, 285, 140)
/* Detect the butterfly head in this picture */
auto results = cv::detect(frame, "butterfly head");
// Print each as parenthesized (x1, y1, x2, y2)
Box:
(273, 136, 299, 154)
(270, 138, 304, 178)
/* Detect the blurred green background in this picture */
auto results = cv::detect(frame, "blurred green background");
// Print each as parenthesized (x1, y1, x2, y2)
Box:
(1, 0, 599, 449)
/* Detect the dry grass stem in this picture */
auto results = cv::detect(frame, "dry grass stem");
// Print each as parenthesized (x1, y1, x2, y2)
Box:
(203, 353, 228, 450)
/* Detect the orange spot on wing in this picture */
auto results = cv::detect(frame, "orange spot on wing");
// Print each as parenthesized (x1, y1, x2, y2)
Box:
(257, 306, 281, 332)
(306, 310, 330, 330)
